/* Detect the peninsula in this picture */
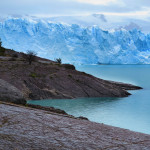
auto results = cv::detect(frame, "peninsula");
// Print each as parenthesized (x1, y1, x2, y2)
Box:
(0, 48, 142, 104)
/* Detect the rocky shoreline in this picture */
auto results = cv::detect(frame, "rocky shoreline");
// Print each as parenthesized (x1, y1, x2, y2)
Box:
(0, 49, 147, 149)
(0, 49, 142, 105)
(0, 102, 150, 150)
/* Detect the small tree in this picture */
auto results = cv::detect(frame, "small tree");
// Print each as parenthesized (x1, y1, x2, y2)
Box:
(0, 38, 5, 56)
(0, 39, 2, 47)
(55, 58, 62, 64)
(23, 50, 37, 65)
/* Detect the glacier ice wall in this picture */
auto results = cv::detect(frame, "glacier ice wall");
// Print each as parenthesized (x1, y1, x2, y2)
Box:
(0, 18, 150, 64)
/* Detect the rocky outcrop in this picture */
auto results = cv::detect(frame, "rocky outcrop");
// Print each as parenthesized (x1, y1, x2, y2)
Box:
(0, 49, 142, 103)
(0, 103, 150, 150)
(27, 104, 68, 115)
(0, 79, 26, 104)
(107, 80, 142, 90)
(0, 62, 142, 101)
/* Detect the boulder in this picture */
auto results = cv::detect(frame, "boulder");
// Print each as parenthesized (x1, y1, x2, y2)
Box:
(0, 79, 26, 104)
(62, 64, 76, 70)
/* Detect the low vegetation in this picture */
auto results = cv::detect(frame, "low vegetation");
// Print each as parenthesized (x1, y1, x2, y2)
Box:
(29, 73, 37, 78)
(55, 58, 62, 64)
(0, 39, 5, 56)
(22, 50, 37, 65)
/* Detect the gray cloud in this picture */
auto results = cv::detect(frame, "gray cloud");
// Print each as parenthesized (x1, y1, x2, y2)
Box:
(92, 14, 107, 22)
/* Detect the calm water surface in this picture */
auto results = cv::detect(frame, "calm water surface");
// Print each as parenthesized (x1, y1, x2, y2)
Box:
(28, 65, 150, 134)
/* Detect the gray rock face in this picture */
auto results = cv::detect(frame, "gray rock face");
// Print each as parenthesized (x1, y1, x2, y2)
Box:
(0, 103, 150, 150)
(0, 60, 142, 101)
(0, 49, 142, 101)
(0, 79, 26, 104)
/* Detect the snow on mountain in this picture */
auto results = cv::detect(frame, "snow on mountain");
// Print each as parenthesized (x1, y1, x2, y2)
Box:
(0, 17, 150, 64)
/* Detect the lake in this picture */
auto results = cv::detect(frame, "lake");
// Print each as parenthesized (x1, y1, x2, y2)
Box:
(28, 65, 150, 134)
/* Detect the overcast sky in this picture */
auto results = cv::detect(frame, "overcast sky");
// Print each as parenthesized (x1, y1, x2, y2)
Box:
(0, 0, 150, 18)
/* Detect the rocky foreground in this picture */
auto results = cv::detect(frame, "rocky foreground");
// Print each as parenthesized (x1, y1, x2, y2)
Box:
(0, 102, 150, 150)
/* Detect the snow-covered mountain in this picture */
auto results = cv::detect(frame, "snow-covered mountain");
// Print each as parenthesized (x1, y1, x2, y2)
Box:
(0, 17, 150, 64)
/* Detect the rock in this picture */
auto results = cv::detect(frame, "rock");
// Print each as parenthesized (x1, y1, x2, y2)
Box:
(1, 103, 150, 150)
(62, 64, 76, 70)
(0, 49, 142, 101)
(27, 104, 68, 115)
(107, 80, 143, 90)
(78, 116, 89, 120)
(0, 79, 26, 104)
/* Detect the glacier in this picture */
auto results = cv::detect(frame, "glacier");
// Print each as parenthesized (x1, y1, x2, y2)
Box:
(0, 17, 150, 64)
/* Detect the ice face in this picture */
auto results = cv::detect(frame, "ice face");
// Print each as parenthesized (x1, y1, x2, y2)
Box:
(0, 18, 150, 64)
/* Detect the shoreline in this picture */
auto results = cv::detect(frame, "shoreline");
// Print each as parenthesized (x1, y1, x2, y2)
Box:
(1, 100, 149, 135)
(1, 101, 150, 149)
(0, 49, 142, 104)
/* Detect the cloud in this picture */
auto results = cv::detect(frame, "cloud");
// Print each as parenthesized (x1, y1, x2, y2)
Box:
(0, 0, 150, 19)
(76, 0, 117, 5)
(92, 14, 107, 22)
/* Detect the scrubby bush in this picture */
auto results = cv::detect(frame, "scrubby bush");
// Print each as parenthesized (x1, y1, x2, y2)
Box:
(68, 74, 72, 78)
(0, 39, 2, 47)
(8, 53, 18, 61)
(23, 50, 37, 65)
(0, 39, 5, 56)
(29, 73, 37, 78)
(55, 58, 62, 64)
(12, 54, 18, 58)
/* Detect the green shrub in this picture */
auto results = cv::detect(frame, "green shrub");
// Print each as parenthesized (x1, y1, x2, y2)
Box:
(68, 74, 72, 78)
(29, 73, 37, 78)
(0, 39, 5, 56)
(55, 58, 62, 64)
(49, 75, 53, 79)
(0, 48, 5, 56)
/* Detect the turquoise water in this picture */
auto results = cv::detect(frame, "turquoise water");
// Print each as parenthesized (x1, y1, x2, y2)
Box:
(28, 65, 150, 134)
